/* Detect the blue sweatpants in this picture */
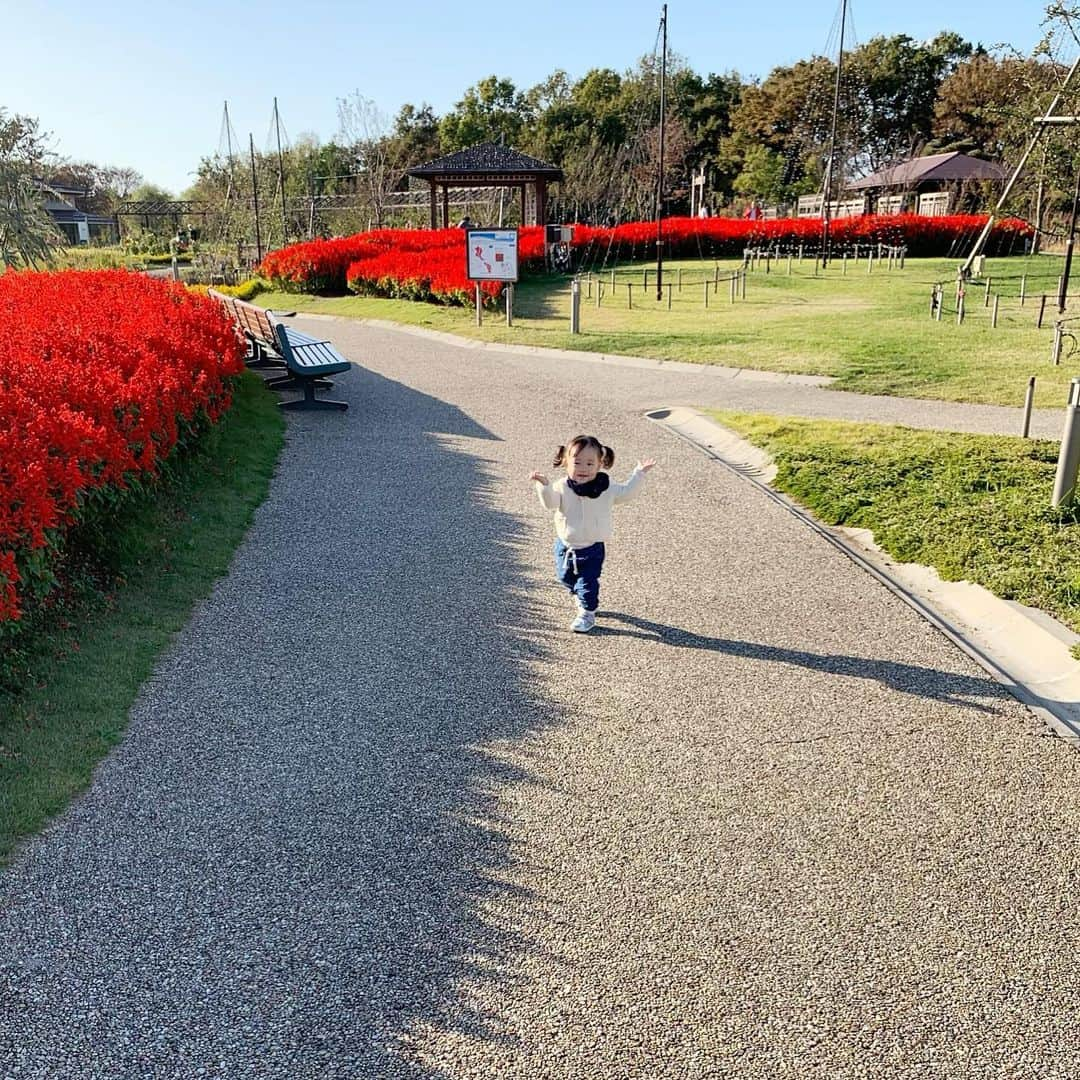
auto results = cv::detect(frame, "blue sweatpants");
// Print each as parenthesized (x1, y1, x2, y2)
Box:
(554, 539, 606, 612)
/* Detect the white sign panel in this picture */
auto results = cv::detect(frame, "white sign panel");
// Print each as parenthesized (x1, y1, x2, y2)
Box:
(466, 229, 519, 282)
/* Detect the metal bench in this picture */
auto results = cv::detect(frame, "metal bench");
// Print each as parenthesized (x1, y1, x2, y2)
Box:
(267, 323, 350, 412)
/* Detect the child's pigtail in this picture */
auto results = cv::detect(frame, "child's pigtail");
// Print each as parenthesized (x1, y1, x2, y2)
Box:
(601, 445, 615, 469)
(552, 445, 567, 468)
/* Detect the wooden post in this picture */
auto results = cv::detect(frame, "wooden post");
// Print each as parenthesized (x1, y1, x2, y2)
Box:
(867, 252, 873, 275)
(667, 282, 673, 310)
(992, 294, 1000, 328)
(610, 269, 616, 288)
(984, 278, 992, 307)
(1053, 322, 1064, 364)
(842, 253, 847, 275)
(643, 267, 649, 289)
(935, 284, 943, 321)
(1020, 274, 1027, 306)
(787, 254, 792, 275)
(798, 243, 804, 263)
(957, 289, 965, 324)
(677, 268, 683, 291)
(741, 270, 746, 300)
(505, 283, 513, 326)
(1038, 294, 1048, 328)
(597, 283, 602, 308)
(730, 274, 736, 304)
(704, 281, 709, 308)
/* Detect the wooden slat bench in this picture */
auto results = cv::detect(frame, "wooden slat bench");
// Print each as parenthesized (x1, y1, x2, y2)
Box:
(207, 289, 284, 370)
(208, 290, 351, 411)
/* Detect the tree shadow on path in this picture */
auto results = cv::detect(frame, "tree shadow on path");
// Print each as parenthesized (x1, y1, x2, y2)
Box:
(598, 612, 1010, 714)
(0, 363, 562, 1078)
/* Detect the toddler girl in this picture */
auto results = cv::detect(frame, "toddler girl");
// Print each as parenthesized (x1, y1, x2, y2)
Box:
(529, 435, 654, 632)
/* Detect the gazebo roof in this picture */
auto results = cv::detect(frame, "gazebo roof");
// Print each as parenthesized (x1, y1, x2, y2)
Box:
(407, 142, 563, 182)
(848, 152, 1008, 190)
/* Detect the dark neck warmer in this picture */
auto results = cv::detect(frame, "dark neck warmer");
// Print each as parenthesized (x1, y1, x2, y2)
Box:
(567, 472, 610, 499)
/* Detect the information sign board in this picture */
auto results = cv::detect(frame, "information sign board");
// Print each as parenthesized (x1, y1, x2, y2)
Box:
(466, 228, 519, 282)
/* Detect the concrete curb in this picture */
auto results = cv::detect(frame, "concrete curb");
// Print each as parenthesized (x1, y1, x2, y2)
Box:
(645, 405, 1080, 747)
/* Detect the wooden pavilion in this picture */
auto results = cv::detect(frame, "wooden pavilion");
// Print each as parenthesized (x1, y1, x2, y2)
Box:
(406, 142, 563, 229)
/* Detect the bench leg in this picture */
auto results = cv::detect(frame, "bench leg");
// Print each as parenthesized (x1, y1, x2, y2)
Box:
(265, 375, 334, 391)
(278, 377, 348, 411)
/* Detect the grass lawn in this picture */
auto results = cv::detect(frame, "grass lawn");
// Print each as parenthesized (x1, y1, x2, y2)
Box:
(0, 371, 284, 866)
(257, 253, 1077, 408)
(710, 410, 1080, 640)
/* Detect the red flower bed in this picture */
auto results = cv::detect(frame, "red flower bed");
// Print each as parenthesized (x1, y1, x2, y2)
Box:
(262, 214, 1031, 299)
(0, 269, 245, 626)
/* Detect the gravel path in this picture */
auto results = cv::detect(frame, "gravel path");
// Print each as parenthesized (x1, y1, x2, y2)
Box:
(2, 322, 1079, 1078)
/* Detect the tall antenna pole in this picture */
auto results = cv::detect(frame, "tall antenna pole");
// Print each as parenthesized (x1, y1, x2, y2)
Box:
(821, 0, 847, 268)
(273, 97, 288, 248)
(249, 133, 263, 264)
(655, 3, 667, 301)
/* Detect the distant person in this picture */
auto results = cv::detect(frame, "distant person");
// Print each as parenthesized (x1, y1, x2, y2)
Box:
(529, 435, 654, 633)
(698, 204, 710, 219)
(458, 215, 474, 229)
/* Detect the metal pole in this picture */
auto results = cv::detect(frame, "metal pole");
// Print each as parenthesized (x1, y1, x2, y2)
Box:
(655, 3, 667, 302)
(506, 283, 513, 326)
(1020, 274, 1027, 306)
(992, 295, 1000, 328)
(570, 278, 580, 333)
(274, 97, 288, 246)
(1053, 322, 1063, 364)
(476, 283, 482, 326)
(1052, 378, 1080, 507)
(704, 281, 709, 308)
(1022, 376, 1036, 438)
(249, 133, 262, 264)
(820, 0, 847, 269)
(963, 53, 1080, 275)
(1060, 165, 1080, 314)
(1039, 294, 1048, 329)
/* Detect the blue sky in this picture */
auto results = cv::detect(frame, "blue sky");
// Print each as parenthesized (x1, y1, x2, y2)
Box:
(4, 0, 1050, 194)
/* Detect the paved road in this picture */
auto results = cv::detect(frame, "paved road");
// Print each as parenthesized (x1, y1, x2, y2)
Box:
(2, 321, 1079, 1078)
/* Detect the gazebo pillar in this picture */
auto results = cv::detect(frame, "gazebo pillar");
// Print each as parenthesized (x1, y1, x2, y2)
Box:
(520, 185, 526, 225)
(442, 186, 449, 229)
(536, 179, 548, 226)
(429, 181, 437, 229)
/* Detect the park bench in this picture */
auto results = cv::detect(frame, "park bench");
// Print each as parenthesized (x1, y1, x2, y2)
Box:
(208, 289, 285, 370)
(208, 290, 351, 411)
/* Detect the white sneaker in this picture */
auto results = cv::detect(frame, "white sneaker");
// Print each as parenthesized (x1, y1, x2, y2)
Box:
(571, 609, 596, 633)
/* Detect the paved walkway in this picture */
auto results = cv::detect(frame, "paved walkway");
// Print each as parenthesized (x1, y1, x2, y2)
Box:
(2, 322, 1079, 1079)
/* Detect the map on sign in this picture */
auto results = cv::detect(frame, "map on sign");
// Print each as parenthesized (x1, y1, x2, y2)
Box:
(466, 229, 519, 282)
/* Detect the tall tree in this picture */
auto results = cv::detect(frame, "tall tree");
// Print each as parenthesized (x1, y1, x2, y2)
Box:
(0, 108, 61, 268)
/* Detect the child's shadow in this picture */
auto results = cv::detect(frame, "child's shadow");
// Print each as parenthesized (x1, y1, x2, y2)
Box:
(596, 611, 1007, 713)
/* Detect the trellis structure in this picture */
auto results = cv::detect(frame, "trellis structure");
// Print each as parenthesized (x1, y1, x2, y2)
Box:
(406, 142, 563, 229)
(115, 200, 210, 235)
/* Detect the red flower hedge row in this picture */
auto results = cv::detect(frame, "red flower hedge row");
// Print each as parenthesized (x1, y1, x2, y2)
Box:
(0, 269, 245, 625)
(260, 214, 1031, 299)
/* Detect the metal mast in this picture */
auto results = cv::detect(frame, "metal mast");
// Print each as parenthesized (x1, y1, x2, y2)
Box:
(249, 133, 263, 264)
(273, 97, 288, 248)
(655, 3, 667, 301)
(821, 0, 847, 268)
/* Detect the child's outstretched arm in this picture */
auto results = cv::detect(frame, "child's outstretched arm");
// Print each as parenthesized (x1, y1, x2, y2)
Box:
(530, 471, 560, 510)
(610, 459, 655, 503)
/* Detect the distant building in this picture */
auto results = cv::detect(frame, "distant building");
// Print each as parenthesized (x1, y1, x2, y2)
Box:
(39, 181, 119, 244)
(846, 152, 1009, 217)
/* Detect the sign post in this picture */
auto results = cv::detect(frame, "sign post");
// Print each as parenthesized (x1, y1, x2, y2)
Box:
(466, 228, 519, 329)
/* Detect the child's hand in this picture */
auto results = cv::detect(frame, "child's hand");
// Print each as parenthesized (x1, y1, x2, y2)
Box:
(638, 459, 656, 472)
(529, 471, 549, 485)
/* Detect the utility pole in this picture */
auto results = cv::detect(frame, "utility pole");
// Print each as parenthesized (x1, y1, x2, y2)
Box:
(820, 0, 847, 268)
(655, 3, 667, 302)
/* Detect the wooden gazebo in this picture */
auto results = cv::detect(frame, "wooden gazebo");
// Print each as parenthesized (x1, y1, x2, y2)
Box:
(407, 142, 563, 229)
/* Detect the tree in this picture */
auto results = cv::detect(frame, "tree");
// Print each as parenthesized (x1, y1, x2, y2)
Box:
(439, 76, 532, 150)
(0, 107, 61, 268)
(337, 92, 406, 229)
